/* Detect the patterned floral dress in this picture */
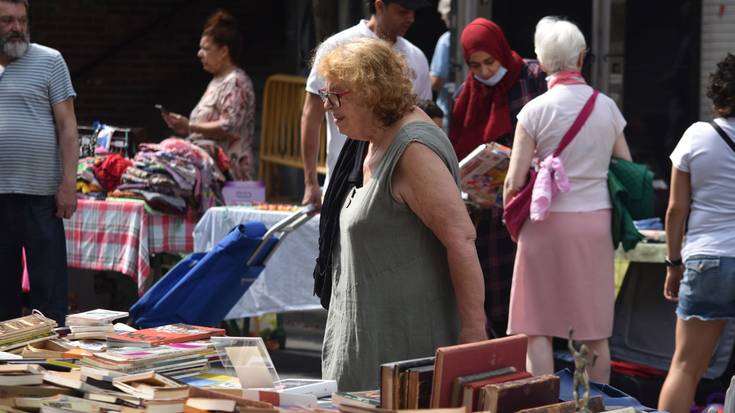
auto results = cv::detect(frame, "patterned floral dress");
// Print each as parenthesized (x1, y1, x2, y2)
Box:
(189, 68, 255, 180)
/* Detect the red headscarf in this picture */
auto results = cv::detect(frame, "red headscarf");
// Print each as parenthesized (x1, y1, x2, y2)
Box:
(450, 18, 525, 159)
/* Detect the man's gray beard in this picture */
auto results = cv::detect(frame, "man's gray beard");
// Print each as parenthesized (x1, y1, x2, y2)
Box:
(1, 33, 30, 59)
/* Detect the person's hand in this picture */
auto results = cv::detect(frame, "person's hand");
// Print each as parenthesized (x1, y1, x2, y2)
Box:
(55, 182, 77, 219)
(302, 181, 322, 212)
(459, 325, 488, 343)
(663, 265, 684, 302)
(162, 111, 190, 136)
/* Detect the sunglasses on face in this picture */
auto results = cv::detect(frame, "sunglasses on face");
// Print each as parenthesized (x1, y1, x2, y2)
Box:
(318, 88, 351, 107)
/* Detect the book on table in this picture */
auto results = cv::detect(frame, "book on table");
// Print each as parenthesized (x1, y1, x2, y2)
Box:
(0, 364, 44, 386)
(271, 378, 337, 398)
(0, 383, 76, 398)
(379, 355, 435, 409)
(402, 363, 434, 410)
(478, 374, 560, 413)
(448, 366, 533, 409)
(459, 142, 512, 208)
(65, 309, 129, 326)
(430, 334, 528, 408)
(331, 389, 381, 410)
(185, 397, 236, 412)
(0, 312, 58, 352)
(241, 388, 319, 408)
(107, 324, 225, 348)
(112, 371, 190, 400)
(178, 373, 241, 390)
(21, 339, 75, 359)
(188, 385, 276, 411)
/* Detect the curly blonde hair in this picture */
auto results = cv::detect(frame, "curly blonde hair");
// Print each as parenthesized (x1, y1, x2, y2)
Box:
(316, 38, 416, 127)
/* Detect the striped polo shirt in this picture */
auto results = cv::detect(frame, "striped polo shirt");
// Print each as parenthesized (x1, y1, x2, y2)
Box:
(0, 43, 76, 195)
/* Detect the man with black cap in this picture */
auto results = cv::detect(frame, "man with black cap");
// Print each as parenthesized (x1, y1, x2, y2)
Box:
(301, 0, 432, 209)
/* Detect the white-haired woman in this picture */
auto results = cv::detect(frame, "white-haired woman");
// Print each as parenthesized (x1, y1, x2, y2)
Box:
(503, 17, 632, 383)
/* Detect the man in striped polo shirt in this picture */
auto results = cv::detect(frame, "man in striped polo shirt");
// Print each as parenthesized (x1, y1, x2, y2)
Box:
(0, 0, 78, 325)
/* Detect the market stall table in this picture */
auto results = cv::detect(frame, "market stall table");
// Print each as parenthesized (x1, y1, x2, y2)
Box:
(63, 198, 195, 294)
(193, 206, 321, 319)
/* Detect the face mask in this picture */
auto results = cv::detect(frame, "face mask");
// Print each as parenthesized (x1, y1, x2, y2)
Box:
(474, 66, 507, 87)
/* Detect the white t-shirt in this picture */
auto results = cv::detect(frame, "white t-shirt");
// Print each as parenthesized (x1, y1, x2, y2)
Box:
(670, 118, 735, 260)
(305, 20, 432, 183)
(517, 84, 626, 212)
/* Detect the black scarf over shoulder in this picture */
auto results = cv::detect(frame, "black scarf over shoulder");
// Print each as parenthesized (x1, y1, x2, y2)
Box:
(312, 138, 368, 309)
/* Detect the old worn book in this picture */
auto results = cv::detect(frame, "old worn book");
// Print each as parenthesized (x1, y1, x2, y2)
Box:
(186, 397, 237, 412)
(188, 386, 275, 411)
(0, 383, 75, 398)
(404, 364, 434, 409)
(478, 374, 560, 413)
(113, 371, 190, 400)
(107, 324, 224, 348)
(21, 339, 73, 359)
(459, 142, 512, 208)
(0, 364, 43, 386)
(430, 334, 527, 408)
(42, 370, 84, 390)
(380, 356, 434, 409)
(450, 367, 532, 409)
(0, 312, 57, 352)
(515, 396, 605, 413)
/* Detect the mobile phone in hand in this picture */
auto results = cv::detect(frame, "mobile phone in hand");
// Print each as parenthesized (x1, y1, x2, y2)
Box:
(154, 104, 169, 113)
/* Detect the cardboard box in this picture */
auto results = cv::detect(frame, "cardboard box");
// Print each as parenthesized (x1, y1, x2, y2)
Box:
(222, 181, 265, 206)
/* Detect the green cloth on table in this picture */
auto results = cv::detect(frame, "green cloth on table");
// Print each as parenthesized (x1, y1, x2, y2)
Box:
(608, 158, 654, 251)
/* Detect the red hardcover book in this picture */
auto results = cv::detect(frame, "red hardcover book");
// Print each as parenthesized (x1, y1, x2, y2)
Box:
(430, 334, 528, 408)
(106, 324, 225, 348)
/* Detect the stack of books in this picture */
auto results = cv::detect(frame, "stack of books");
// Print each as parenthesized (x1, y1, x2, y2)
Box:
(80, 342, 215, 378)
(0, 312, 58, 353)
(64, 309, 130, 341)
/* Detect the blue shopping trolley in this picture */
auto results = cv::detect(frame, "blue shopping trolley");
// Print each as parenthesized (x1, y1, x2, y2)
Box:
(130, 206, 314, 328)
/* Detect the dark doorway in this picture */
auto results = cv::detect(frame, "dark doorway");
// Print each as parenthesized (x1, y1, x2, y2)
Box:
(622, 0, 701, 180)
(491, 1, 593, 66)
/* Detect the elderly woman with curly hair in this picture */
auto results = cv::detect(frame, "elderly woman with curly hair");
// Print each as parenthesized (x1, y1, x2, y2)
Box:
(314, 38, 487, 391)
(658, 54, 735, 413)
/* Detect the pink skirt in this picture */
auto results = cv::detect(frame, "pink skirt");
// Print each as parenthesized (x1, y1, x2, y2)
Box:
(507, 209, 614, 340)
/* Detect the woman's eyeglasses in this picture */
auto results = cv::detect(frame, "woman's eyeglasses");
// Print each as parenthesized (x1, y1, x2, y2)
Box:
(318, 89, 350, 107)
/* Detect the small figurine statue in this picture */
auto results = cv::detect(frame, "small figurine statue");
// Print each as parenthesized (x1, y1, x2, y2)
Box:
(568, 328, 598, 413)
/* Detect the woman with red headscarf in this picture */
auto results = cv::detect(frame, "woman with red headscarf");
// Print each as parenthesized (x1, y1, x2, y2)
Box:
(449, 18, 546, 338)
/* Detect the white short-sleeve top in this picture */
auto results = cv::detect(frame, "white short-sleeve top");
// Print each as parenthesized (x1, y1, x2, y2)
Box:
(517, 84, 626, 212)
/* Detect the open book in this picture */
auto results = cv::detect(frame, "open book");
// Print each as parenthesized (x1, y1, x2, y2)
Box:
(459, 143, 511, 208)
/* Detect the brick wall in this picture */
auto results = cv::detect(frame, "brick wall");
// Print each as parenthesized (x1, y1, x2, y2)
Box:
(27, 0, 312, 146)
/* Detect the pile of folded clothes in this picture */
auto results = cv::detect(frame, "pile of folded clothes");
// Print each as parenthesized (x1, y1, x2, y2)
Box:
(108, 138, 225, 214)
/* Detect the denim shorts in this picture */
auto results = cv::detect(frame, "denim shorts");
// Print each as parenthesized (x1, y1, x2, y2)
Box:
(677, 255, 735, 320)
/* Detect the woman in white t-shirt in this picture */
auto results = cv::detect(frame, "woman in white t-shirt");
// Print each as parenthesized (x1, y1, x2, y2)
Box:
(658, 54, 735, 413)
(502, 17, 632, 384)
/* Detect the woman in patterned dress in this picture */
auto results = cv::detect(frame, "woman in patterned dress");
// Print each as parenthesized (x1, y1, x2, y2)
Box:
(162, 10, 255, 180)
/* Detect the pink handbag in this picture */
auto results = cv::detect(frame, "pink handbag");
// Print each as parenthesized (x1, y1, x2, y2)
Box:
(503, 90, 599, 241)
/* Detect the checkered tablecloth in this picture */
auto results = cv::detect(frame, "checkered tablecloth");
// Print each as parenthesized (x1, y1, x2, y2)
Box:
(64, 199, 195, 294)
